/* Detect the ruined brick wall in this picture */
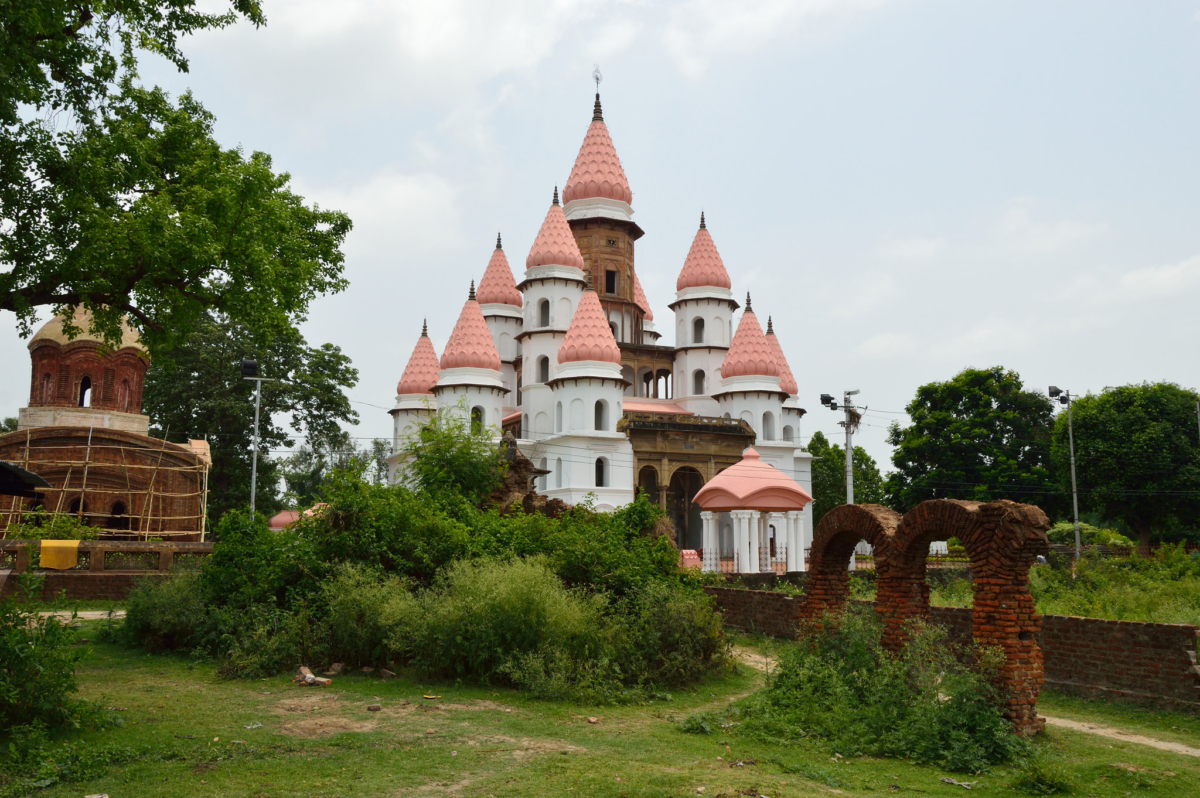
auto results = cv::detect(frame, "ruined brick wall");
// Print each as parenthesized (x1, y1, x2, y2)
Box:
(704, 586, 803, 638)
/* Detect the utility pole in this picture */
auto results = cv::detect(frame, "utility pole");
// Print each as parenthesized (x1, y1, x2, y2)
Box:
(821, 389, 862, 505)
(242, 360, 277, 515)
(1049, 386, 1082, 562)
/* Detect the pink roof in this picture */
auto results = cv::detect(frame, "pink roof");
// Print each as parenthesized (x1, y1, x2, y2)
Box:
(622, 400, 693, 415)
(694, 448, 814, 512)
(764, 317, 798, 395)
(268, 510, 301, 530)
(563, 95, 633, 206)
(526, 189, 585, 271)
(476, 235, 522, 306)
(440, 284, 502, 371)
(397, 322, 440, 394)
(676, 213, 732, 291)
(722, 299, 780, 379)
(633, 273, 654, 321)
(502, 410, 521, 424)
(679, 549, 702, 570)
(558, 290, 621, 364)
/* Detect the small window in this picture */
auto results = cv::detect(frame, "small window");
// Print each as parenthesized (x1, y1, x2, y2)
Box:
(538, 356, 550, 383)
(762, 411, 776, 441)
(68, 498, 88, 523)
(471, 406, 485, 433)
(107, 501, 130, 530)
(783, 425, 795, 442)
(516, 375, 522, 405)
(555, 402, 563, 433)
(522, 414, 529, 437)
(78, 375, 92, 408)
(693, 318, 705, 344)
(595, 457, 606, 488)
(539, 457, 548, 491)
(555, 457, 563, 488)
(693, 370, 705, 396)
(605, 270, 617, 294)
(538, 298, 550, 327)
(609, 322, 618, 340)
(594, 400, 607, 431)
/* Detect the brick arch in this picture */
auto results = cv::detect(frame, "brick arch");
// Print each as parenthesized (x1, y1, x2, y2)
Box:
(801, 504, 901, 619)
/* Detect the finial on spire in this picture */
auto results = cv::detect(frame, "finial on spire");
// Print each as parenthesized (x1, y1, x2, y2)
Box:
(766, 316, 774, 334)
(468, 280, 476, 301)
(592, 65, 604, 121)
(699, 211, 706, 230)
(421, 318, 428, 337)
(552, 186, 559, 206)
(745, 292, 752, 312)
(496, 232, 502, 250)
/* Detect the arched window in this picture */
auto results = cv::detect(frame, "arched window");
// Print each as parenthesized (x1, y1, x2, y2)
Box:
(555, 457, 562, 488)
(107, 501, 130, 530)
(537, 356, 550, 383)
(594, 399, 607, 431)
(522, 414, 529, 437)
(117, 379, 131, 411)
(609, 322, 618, 340)
(783, 425, 795, 442)
(595, 457, 606, 488)
(693, 317, 705, 344)
(692, 370, 705, 396)
(516, 375, 522, 405)
(723, 412, 731, 419)
(41, 374, 53, 404)
(555, 402, 563, 433)
(538, 298, 550, 327)
(471, 405, 485, 433)
(78, 375, 92, 407)
(539, 457, 548, 491)
(762, 411, 776, 441)
(68, 498, 88, 523)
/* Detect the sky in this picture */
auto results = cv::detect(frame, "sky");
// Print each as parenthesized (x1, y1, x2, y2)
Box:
(3, 0, 1200, 471)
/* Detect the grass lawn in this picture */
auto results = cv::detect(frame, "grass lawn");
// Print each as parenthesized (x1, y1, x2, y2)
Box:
(10, 622, 1197, 798)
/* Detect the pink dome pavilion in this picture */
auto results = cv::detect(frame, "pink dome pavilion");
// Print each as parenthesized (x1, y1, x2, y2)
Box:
(476, 234, 522, 307)
(676, 213, 732, 291)
(440, 282, 502, 372)
(694, 448, 813, 512)
(558, 289, 622, 364)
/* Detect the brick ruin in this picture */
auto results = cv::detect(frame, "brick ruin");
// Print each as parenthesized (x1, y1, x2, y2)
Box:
(801, 499, 1051, 735)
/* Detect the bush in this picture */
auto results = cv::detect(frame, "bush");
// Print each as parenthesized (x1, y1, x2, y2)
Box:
(321, 563, 411, 668)
(609, 581, 731, 688)
(6, 509, 98, 541)
(1047, 521, 1133, 548)
(122, 571, 210, 653)
(0, 599, 87, 732)
(732, 605, 1026, 772)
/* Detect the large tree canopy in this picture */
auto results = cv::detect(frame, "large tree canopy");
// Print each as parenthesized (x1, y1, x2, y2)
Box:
(885, 366, 1060, 513)
(142, 312, 358, 523)
(2, 2, 350, 353)
(1052, 383, 1200, 555)
(806, 430, 885, 528)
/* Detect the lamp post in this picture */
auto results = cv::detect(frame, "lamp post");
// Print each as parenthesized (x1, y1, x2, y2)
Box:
(242, 360, 277, 514)
(1049, 386, 1081, 561)
(820, 389, 861, 504)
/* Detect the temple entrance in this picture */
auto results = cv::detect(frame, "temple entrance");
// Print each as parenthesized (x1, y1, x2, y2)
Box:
(668, 467, 704, 550)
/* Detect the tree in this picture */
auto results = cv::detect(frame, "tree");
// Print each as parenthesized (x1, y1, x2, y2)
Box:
(141, 312, 358, 523)
(885, 366, 1060, 514)
(280, 432, 391, 508)
(1, 418, 16, 433)
(3, 3, 351, 353)
(1051, 383, 1200, 555)
(806, 430, 886, 528)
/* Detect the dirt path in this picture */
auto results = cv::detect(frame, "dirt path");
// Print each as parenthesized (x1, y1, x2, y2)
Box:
(1041, 715, 1200, 758)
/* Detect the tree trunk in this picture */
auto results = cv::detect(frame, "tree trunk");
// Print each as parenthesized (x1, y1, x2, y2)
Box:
(1132, 518, 1152, 558)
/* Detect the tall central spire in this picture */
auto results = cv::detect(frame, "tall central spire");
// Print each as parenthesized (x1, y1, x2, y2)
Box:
(563, 92, 632, 207)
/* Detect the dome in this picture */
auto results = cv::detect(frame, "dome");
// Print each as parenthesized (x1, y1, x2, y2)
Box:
(476, 235, 522, 307)
(29, 306, 145, 353)
(693, 448, 813, 512)
(676, 213, 732, 291)
(722, 298, 779, 379)
(526, 189, 586, 272)
(633, 273, 654, 321)
(562, 94, 633, 206)
(440, 284, 502, 372)
(397, 323, 440, 395)
(765, 317, 798, 395)
(558, 289, 621, 364)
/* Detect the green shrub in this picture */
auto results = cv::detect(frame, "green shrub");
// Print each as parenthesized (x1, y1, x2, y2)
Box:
(1012, 751, 1073, 794)
(501, 645, 626, 704)
(1047, 521, 1133, 548)
(122, 571, 210, 653)
(0, 600, 87, 732)
(215, 604, 319, 679)
(320, 563, 411, 668)
(609, 582, 731, 688)
(6, 509, 98, 541)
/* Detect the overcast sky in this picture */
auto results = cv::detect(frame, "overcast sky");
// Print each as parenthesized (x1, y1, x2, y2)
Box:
(3, 0, 1200, 470)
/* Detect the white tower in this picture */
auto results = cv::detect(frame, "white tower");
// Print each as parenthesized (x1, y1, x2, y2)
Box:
(434, 282, 508, 434)
(386, 321, 439, 484)
(671, 213, 738, 415)
(518, 188, 588, 442)
(765, 314, 814, 572)
(477, 234, 523, 405)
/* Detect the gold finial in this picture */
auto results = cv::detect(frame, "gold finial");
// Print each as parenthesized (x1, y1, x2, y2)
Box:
(421, 318, 428, 336)
(766, 316, 774, 335)
(699, 211, 706, 230)
(468, 280, 476, 301)
(745, 292, 752, 312)
(496, 232, 502, 250)
(552, 186, 559, 205)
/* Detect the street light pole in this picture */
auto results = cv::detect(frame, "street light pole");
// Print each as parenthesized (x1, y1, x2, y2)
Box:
(1050, 386, 1082, 561)
(242, 360, 277, 515)
(820, 389, 861, 505)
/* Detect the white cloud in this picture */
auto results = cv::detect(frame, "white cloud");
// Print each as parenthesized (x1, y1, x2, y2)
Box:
(878, 234, 948, 261)
(1071, 254, 1200, 308)
(855, 331, 916, 358)
(928, 314, 1042, 361)
(994, 198, 1104, 253)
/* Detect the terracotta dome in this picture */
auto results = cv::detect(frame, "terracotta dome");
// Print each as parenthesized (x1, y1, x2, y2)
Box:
(397, 322, 440, 395)
(633, 273, 654, 321)
(29, 306, 145, 352)
(558, 290, 621, 364)
(476, 235, 522, 307)
(764, 317, 798, 395)
(526, 189, 586, 272)
(676, 213, 732, 291)
(722, 298, 779, 379)
(563, 94, 633, 206)
(693, 448, 813, 512)
(440, 284, 502, 372)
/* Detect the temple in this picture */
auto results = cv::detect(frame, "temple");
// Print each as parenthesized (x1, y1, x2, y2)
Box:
(389, 93, 814, 572)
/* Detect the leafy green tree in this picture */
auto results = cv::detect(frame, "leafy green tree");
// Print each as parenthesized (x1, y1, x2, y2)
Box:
(3, 3, 351, 353)
(885, 366, 1060, 513)
(806, 430, 886, 527)
(1051, 383, 1200, 555)
(1, 417, 16, 433)
(400, 404, 504, 506)
(141, 312, 358, 523)
(280, 433, 391, 507)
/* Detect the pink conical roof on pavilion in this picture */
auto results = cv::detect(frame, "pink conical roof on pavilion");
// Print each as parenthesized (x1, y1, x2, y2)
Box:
(558, 290, 621, 364)
(397, 321, 441, 395)
(526, 189, 585, 271)
(476, 235, 522, 307)
(765, 317, 798, 395)
(633, 273, 654, 321)
(440, 283, 502, 371)
(563, 94, 633, 206)
(676, 213, 732, 291)
(722, 297, 779, 379)
(693, 448, 813, 512)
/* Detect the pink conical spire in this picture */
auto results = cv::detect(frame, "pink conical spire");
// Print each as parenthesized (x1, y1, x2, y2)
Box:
(722, 295, 779, 379)
(558, 290, 621, 364)
(764, 316, 798, 395)
(527, 188, 585, 271)
(633, 273, 654, 321)
(397, 320, 440, 395)
(476, 234, 522, 306)
(676, 212, 732, 291)
(563, 94, 633, 206)
(440, 283, 502, 371)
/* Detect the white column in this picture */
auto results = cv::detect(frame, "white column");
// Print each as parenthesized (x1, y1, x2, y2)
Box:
(700, 511, 717, 572)
(758, 513, 770, 572)
(731, 510, 755, 574)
